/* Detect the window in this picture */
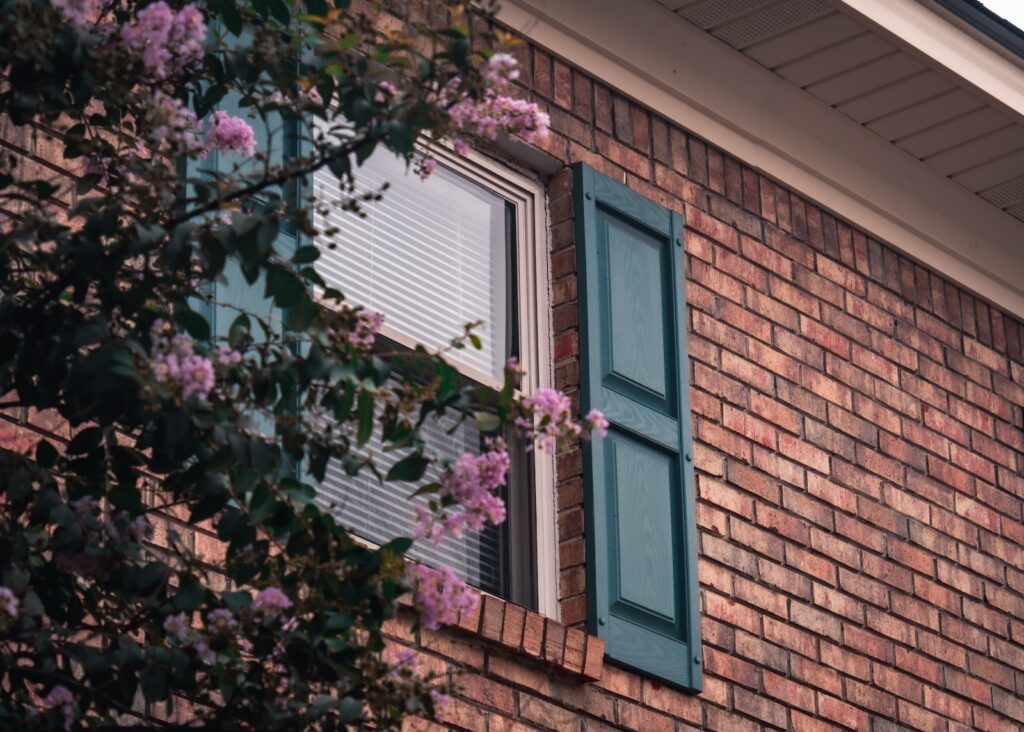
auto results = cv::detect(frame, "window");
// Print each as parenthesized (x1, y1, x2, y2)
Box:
(312, 146, 556, 614)
(573, 162, 702, 691)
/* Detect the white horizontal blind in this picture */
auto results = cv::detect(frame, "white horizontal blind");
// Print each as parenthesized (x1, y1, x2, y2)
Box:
(313, 148, 514, 594)
(315, 406, 504, 595)
(313, 148, 508, 380)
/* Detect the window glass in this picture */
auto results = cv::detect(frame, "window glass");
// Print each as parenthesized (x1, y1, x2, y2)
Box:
(313, 152, 520, 597)
(314, 149, 509, 381)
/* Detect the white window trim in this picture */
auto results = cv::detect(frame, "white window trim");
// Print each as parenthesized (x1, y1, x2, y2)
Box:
(315, 144, 560, 619)
(498, 0, 1024, 320)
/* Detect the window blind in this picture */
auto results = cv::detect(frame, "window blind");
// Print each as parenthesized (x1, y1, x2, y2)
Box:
(313, 148, 508, 380)
(312, 149, 514, 595)
(315, 404, 505, 595)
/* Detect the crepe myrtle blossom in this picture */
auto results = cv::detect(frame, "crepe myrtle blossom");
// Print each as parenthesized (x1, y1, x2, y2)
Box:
(348, 309, 383, 348)
(251, 587, 292, 619)
(518, 387, 579, 451)
(204, 111, 258, 157)
(206, 608, 238, 633)
(51, 0, 102, 28)
(0, 587, 19, 618)
(482, 53, 520, 86)
(586, 409, 609, 439)
(163, 613, 192, 643)
(374, 80, 397, 103)
(414, 446, 509, 542)
(147, 92, 204, 157)
(41, 686, 76, 732)
(405, 564, 478, 631)
(120, 2, 206, 82)
(149, 320, 218, 402)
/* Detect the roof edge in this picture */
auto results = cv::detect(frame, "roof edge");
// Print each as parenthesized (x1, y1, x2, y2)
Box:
(932, 0, 1024, 59)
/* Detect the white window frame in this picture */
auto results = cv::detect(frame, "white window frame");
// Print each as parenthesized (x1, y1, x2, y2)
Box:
(314, 143, 559, 619)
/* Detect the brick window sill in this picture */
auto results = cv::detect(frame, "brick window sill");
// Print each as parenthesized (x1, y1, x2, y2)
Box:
(453, 593, 604, 682)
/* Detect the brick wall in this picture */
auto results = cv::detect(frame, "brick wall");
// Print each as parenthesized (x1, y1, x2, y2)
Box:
(380, 20, 1024, 732)
(5, 8, 1024, 731)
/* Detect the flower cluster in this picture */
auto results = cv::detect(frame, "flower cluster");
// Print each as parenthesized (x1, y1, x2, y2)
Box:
(205, 110, 258, 158)
(41, 686, 76, 732)
(419, 53, 548, 178)
(348, 310, 383, 348)
(206, 608, 239, 633)
(586, 409, 610, 439)
(517, 387, 576, 451)
(405, 564, 478, 631)
(104, 511, 152, 544)
(119, 2, 206, 82)
(0, 587, 18, 618)
(252, 586, 292, 620)
(147, 92, 205, 157)
(448, 54, 548, 144)
(149, 321, 218, 402)
(415, 447, 509, 542)
(481, 53, 520, 86)
(51, 0, 101, 30)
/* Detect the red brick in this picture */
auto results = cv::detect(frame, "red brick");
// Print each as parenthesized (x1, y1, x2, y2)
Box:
(819, 693, 871, 731)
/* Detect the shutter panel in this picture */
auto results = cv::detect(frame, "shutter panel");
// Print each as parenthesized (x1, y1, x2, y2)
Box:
(574, 163, 702, 691)
(196, 94, 300, 343)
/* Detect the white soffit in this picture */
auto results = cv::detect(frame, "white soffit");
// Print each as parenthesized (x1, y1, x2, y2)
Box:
(498, 0, 1024, 319)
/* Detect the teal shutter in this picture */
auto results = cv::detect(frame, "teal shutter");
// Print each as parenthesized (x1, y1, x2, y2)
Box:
(193, 95, 301, 342)
(573, 163, 702, 691)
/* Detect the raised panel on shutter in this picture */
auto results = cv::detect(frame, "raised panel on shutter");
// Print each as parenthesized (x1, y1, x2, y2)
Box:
(574, 162, 702, 692)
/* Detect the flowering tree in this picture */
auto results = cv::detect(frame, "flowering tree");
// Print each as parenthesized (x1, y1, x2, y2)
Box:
(0, 0, 607, 728)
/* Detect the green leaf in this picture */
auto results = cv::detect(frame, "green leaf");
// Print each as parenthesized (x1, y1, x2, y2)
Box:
(175, 309, 211, 341)
(141, 664, 169, 702)
(68, 427, 102, 454)
(222, 591, 251, 612)
(291, 245, 321, 264)
(173, 577, 205, 611)
(474, 411, 501, 433)
(356, 390, 374, 446)
(385, 453, 429, 482)
(36, 440, 58, 469)
(411, 481, 442, 497)
(228, 313, 251, 348)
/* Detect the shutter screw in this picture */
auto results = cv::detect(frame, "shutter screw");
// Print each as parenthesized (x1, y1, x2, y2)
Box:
(598, 616, 607, 626)
(694, 656, 701, 665)
(676, 237, 683, 246)
(685, 453, 692, 462)
(585, 192, 593, 200)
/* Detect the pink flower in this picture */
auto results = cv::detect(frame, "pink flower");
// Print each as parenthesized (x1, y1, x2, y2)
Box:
(206, 608, 238, 632)
(374, 80, 397, 103)
(418, 157, 437, 181)
(180, 354, 215, 400)
(0, 587, 19, 618)
(415, 448, 508, 542)
(194, 640, 217, 665)
(348, 310, 382, 348)
(204, 111, 257, 157)
(120, 2, 206, 81)
(482, 53, 520, 85)
(41, 686, 76, 731)
(252, 587, 292, 619)
(517, 387, 585, 451)
(215, 344, 242, 367)
(147, 92, 204, 157)
(405, 564, 478, 631)
(51, 0, 102, 29)
(280, 616, 299, 633)
(149, 321, 221, 402)
(430, 689, 452, 711)
(163, 613, 191, 643)
(586, 409, 609, 439)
